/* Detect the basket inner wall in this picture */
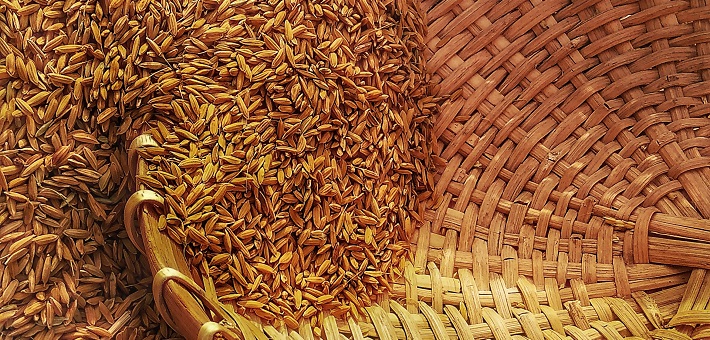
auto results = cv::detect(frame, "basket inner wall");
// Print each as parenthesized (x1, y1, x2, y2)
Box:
(376, 0, 710, 338)
(418, 0, 710, 276)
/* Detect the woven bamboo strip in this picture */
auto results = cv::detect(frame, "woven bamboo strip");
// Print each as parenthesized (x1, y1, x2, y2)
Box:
(422, 0, 710, 277)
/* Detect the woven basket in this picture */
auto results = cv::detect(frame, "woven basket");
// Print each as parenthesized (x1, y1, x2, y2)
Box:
(125, 0, 710, 338)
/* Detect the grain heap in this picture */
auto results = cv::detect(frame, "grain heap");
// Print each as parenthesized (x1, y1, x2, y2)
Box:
(134, 0, 435, 331)
(0, 0, 184, 337)
(0, 0, 433, 335)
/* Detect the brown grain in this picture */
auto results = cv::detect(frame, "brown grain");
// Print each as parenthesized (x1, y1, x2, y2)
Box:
(133, 0, 435, 331)
(1, 0, 434, 335)
(0, 0, 183, 337)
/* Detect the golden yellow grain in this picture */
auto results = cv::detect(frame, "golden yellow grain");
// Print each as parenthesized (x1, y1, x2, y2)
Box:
(1, 0, 433, 335)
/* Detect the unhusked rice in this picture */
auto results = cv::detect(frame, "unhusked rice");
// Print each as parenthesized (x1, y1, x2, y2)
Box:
(135, 0, 435, 331)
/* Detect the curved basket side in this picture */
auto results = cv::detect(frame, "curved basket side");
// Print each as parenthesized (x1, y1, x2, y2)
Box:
(128, 135, 242, 339)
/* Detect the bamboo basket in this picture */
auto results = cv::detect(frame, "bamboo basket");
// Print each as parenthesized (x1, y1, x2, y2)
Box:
(125, 0, 710, 338)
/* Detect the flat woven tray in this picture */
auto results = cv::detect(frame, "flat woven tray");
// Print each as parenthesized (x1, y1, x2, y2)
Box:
(126, 0, 710, 338)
